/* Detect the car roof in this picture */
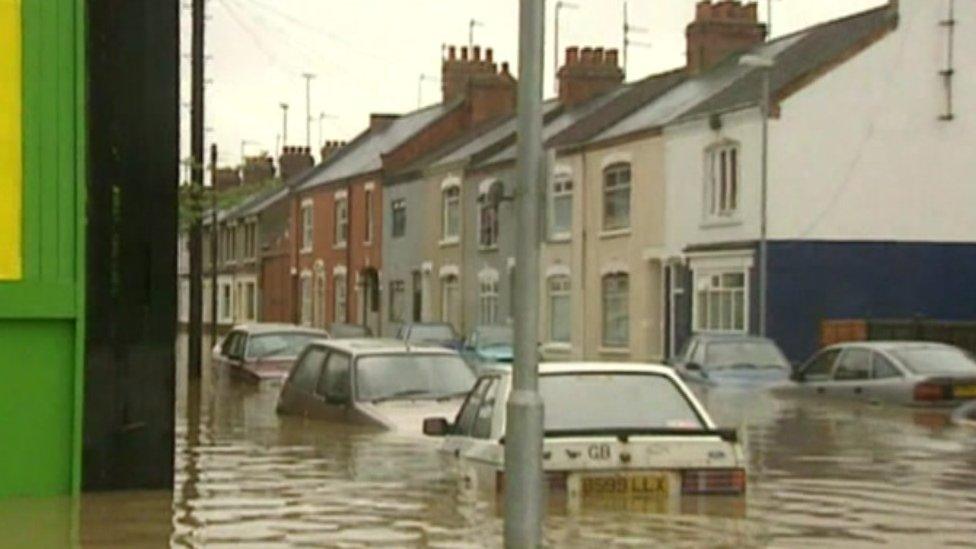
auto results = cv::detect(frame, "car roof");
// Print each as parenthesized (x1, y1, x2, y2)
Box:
(233, 323, 329, 336)
(536, 362, 674, 376)
(826, 340, 958, 352)
(311, 338, 458, 356)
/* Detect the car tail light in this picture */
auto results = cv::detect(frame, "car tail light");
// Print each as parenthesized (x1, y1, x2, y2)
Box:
(681, 468, 746, 495)
(914, 382, 949, 402)
(495, 471, 567, 493)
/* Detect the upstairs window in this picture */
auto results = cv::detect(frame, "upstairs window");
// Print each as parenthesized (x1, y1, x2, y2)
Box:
(705, 142, 739, 220)
(603, 163, 631, 231)
(300, 203, 313, 252)
(550, 174, 573, 239)
(364, 189, 374, 244)
(479, 181, 501, 249)
(442, 186, 460, 241)
(391, 199, 406, 238)
(335, 196, 348, 246)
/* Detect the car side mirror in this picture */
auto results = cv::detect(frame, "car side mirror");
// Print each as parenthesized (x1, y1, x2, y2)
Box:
(423, 417, 451, 437)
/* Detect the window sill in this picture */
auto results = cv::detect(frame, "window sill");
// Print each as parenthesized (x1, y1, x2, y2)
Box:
(599, 228, 631, 240)
(599, 346, 631, 355)
(548, 234, 571, 244)
(700, 217, 742, 229)
(542, 342, 572, 354)
(479, 245, 499, 253)
(300, 248, 313, 255)
(439, 238, 460, 248)
(333, 243, 348, 251)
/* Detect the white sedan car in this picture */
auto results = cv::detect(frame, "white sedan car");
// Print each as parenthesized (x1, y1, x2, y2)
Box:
(423, 363, 746, 509)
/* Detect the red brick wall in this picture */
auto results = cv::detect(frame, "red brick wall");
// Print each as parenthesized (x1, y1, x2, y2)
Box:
(686, 0, 766, 75)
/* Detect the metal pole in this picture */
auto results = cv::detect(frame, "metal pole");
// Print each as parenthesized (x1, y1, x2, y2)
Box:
(554, 3, 560, 95)
(505, 0, 545, 546)
(302, 73, 315, 148)
(280, 103, 289, 151)
(188, 0, 206, 379)
(210, 144, 219, 347)
(759, 68, 770, 337)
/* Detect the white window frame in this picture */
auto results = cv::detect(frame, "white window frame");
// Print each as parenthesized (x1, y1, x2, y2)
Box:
(300, 200, 313, 253)
(693, 268, 748, 333)
(478, 179, 500, 250)
(703, 141, 741, 223)
(549, 169, 573, 241)
(441, 179, 461, 245)
(602, 163, 632, 232)
(300, 271, 313, 327)
(601, 271, 630, 349)
(478, 269, 500, 325)
(547, 274, 571, 344)
(313, 263, 326, 328)
(334, 194, 349, 248)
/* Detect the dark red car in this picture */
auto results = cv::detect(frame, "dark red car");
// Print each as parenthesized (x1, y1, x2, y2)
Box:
(212, 323, 330, 382)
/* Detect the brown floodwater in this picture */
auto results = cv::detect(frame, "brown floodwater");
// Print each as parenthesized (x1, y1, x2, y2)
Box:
(3, 336, 975, 548)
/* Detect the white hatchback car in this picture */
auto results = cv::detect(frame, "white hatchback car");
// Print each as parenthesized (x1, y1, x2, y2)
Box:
(423, 363, 746, 509)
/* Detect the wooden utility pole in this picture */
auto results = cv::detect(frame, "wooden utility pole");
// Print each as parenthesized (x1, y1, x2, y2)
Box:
(210, 143, 219, 346)
(188, 0, 206, 379)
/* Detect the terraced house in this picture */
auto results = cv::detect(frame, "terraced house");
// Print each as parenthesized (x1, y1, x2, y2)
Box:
(282, 45, 517, 336)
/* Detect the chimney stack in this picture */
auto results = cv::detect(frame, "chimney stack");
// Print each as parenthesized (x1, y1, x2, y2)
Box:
(440, 43, 517, 125)
(241, 154, 275, 186)
(320, 140, 346, 163)
(278, 146, 314, 183)
(557, 45, 625, 107)
(213, 167, 242, 193)
(686, 0, 767, 75)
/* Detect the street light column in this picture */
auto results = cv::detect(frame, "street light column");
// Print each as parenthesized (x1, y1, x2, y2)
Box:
(505, 0, 545, 547)
(759, 66, 770, 337)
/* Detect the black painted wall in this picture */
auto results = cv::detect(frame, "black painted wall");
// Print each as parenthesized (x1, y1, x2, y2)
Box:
(85, 0, 179, 491)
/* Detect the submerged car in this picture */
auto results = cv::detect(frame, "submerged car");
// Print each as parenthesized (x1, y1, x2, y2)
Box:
(424, 363, 746, 509)
(396, 322, 462, 350)
(212, 324, 329, 382)
(671, 334, 791, 387)
(775, 341, 976, 407)
(276, 339, 476, 431)
(328, 323, 374, 339)
(462, 325, 514, 373)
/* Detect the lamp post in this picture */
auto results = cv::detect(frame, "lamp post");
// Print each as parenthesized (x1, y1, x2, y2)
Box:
(740, 54, 774, 337)
(506, 0, 545, 547)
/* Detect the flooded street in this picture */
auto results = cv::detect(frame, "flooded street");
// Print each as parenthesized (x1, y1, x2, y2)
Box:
(3, 337, 975, 548)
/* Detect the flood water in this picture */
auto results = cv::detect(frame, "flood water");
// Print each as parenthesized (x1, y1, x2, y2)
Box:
(3, 336, 976, 548)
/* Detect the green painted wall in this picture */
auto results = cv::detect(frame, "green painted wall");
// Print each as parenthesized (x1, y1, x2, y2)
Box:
(0, 0, 85, 497)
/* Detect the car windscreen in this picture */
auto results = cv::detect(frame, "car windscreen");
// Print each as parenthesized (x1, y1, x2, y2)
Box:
(540, 373, 705, 431)
(704, 340, 789, 370)
(245, 333, 321, 360)
(356, 354, 475, 402)
(476, 327, 512, 349)
(890, 347, 976, 376)
(408, 325, 455, 342)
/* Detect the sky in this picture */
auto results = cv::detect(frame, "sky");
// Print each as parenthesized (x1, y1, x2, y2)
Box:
(179, 0, 886, 173)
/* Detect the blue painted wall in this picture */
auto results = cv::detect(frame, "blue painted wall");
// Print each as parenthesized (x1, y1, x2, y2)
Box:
(767, 241, 976, 361)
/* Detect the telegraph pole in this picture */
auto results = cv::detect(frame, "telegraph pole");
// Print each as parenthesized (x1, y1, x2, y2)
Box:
(302, 73, 315, 148)
(210, 143, 219, 347)
(188, 0, 206, 379)
(505, 0, 545, 546)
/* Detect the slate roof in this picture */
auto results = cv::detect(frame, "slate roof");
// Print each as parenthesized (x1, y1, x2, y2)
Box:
(590, 5, 896, 145)
(295, 99, 461, 192)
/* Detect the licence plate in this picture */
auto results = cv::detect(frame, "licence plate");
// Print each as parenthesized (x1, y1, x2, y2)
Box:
(580, 473, 669, 498)
(953, 384, 976, 399)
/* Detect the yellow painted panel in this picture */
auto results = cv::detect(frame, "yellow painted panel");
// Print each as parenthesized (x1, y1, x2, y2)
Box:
(0, 0, 22, 280)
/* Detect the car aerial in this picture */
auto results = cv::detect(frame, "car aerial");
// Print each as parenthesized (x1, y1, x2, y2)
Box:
(462, 325, 514, 373)
(395, 322, 462, 350)
(774, 341, 976, 407)
(211, 323, 330, 382)
(328, 323, 374, 339)
(423, 363, 746, 510)
(276, 338, 477, 431)
(671, 334, 791, 387)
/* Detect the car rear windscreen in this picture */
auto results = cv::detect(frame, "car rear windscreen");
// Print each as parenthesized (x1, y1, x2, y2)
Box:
(540, 373, 704, 431)
(891, 347, 976, 376)
(356, 355, 475, 401)
(246, 333, 321, 359)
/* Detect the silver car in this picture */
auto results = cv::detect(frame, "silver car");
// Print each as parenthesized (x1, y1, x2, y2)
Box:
(776, 341, 976, 407)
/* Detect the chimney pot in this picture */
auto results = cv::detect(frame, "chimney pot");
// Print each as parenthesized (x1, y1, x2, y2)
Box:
(501, 61, 509, 73)
(606, 49, 619, 67)
(448, 45, 456, 60)
(486, 48, 493, 62)
(566, 46, 579, 65)
(473, 45, 481, 61)
(594, 47, 605, 64)
(461, 46, 468, 60)
(581, 47, 594, 64)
